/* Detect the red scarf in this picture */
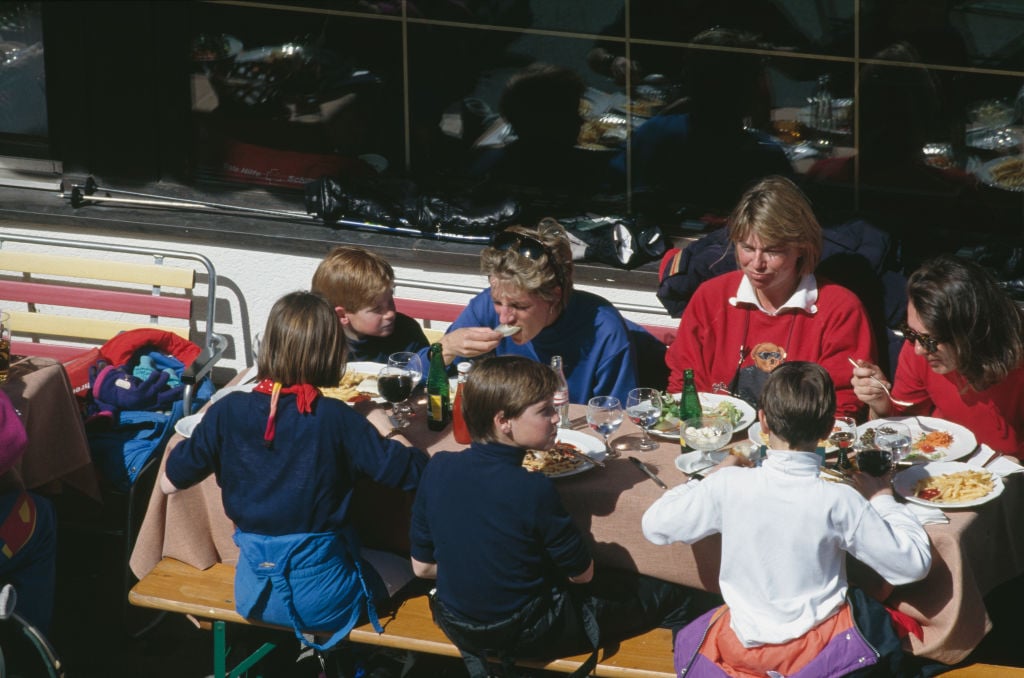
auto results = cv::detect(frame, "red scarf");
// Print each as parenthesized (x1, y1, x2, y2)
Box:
(252, 379, 320, 446)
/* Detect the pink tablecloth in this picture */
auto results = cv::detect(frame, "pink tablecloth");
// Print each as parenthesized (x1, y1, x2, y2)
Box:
(0, 356, 100, 501)
(129, 392, 1024, 665)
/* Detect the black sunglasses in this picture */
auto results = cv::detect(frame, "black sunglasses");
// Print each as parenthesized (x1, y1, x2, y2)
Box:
(492, 231, 555, 261)
(899, 323, 939, 354)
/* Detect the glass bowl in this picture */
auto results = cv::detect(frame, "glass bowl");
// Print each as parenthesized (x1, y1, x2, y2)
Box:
(682, 415, 733, 460)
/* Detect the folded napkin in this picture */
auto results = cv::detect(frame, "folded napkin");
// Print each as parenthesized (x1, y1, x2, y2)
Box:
(907, 502, 949, 526)
(966, 445, 1024, 478)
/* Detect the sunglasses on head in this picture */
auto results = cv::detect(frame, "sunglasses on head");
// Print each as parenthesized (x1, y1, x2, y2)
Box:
(492, 230, 554, 261)
(492, 230, 566, 289)
(899, 323, 939, 354)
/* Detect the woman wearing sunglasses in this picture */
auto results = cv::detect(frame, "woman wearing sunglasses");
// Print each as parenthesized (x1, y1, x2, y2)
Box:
(436, 218, 639, 404)
(852, 255, 1024, 458)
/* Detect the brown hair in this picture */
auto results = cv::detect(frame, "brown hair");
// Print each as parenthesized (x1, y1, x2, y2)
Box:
(759, 361, 836, 449)
(728, 176, 822, 276)
(462, 356, 560, 443)
(257, 291, 347, 387)
(479, 218, 574, 307)
(908, 255, 1024, 390)
(311, 246, 395, 312)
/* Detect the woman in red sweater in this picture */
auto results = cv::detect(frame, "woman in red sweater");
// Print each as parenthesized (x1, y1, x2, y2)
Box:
(851, 255, 1024, 458)
(665, 176, 877, 417)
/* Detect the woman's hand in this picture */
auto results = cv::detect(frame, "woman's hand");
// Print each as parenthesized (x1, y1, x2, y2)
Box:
(440, 327, 503, 364)
(850, 359, 893, 419)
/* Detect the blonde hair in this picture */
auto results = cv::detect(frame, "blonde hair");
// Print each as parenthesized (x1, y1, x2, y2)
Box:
(480, 218, 574, 306)
(311, 246, 395, 312)
(463, 356, 560, 443)
(257, 291, 347, 387)
(728, 176, 822, 276)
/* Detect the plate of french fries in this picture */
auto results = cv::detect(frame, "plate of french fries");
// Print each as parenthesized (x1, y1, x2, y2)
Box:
(319, 361, 386, 403)
(977, 156, 1024, 193)
(894, 461, 1004, 509)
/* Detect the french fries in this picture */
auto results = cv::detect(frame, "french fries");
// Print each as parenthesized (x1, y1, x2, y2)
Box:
(914, 469, 994, 503)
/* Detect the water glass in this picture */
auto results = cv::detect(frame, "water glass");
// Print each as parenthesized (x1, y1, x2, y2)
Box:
(587, 396, 623, 459)
(874, 422, 911, 465)
(626, 388, 661, 451)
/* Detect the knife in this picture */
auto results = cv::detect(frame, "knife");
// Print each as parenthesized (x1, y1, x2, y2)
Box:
(629, 456, 668, 489)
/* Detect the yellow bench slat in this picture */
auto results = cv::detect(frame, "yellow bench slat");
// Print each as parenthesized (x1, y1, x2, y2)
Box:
(0, 251, 195, 288)
(9, 310, 190, 342)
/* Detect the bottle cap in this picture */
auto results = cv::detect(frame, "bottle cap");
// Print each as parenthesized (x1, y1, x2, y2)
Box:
(457, 362, 472, 374)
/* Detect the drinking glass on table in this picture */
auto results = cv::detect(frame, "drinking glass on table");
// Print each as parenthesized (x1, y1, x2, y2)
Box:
(377, 365, 415, 428)
(388, 352, 423, 418)
(626, 388, 661, 451)
(829, 416, 857, 472)
(873, 422, 911, 465)
(587, 396, 623, 459)
(855, 448, 893, 477)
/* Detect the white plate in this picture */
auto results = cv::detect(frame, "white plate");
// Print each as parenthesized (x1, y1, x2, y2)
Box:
(674, 449, 729, 474)
(651, 393, 756, 441)
(857, 416, 977, 462)
(209, 366, 258, 405)
(748, 421, 839, 453)
(342, 361, 388, 402)
(893, 461, 1004, 509)
(530, 429, 608, 479)
(174, 413, 204, 439)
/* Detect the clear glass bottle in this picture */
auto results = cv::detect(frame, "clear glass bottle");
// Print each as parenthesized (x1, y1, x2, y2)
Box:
(811, 74, 834, 152)
(452, 361, 472, 444)
(550, 355, 570, 428)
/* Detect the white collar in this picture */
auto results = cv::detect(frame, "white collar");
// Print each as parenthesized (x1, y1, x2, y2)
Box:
(763, 449, 823, 475)
(730, 273, 819, 315)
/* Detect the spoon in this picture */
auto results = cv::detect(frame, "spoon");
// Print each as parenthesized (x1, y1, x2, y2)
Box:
(847, 357, 915, 408)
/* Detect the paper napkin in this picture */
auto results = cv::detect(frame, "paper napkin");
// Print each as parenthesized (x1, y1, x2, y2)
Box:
(966, 445, 1024, 477)
(907, 503, 949, 525)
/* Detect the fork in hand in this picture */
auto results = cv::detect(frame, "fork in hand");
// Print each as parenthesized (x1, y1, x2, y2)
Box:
(847, 357, 915, 408)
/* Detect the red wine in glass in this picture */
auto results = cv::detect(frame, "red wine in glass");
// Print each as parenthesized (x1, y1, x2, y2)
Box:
(378, 367, 414, 427)
(855, 448, 892, 477)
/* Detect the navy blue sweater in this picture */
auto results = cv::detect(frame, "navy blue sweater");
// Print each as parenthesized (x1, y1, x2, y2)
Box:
(410, 441, 591, 623)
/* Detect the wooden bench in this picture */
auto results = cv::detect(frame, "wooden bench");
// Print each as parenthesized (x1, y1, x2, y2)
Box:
(129, 557, 677, 678)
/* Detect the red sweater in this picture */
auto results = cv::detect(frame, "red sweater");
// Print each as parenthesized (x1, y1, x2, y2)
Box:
(891, 342, 1024, 458)
(666, 271, 876, 418)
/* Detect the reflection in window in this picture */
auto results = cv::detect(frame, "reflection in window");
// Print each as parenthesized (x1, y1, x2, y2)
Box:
(0, 1, 47, 138)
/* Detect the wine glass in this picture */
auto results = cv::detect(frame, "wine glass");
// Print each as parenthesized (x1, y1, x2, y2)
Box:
(388, 352, 423, 419)
(626, 388, 662, 451)
(587, 396, 624, 459)
(874, 421, 911, 465)
(829, 416, 857, 472)
(377, 365, 415, 428)
(681, 415, 733, 464)
(855, 447, 893, 477)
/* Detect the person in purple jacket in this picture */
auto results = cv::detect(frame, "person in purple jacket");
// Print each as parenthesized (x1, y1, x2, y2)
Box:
(429, 218, 641, 404)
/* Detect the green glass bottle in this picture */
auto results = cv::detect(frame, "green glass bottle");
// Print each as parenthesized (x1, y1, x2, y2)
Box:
(426, 343, 451, 431)
(679, 368, 702, 453)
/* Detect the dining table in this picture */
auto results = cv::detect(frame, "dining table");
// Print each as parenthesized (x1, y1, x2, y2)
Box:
(129, 381, 1024, 666)
(0, 355, 100, 501)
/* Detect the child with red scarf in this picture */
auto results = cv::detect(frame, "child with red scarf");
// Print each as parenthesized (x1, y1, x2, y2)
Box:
(161, 291, 428, 651)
